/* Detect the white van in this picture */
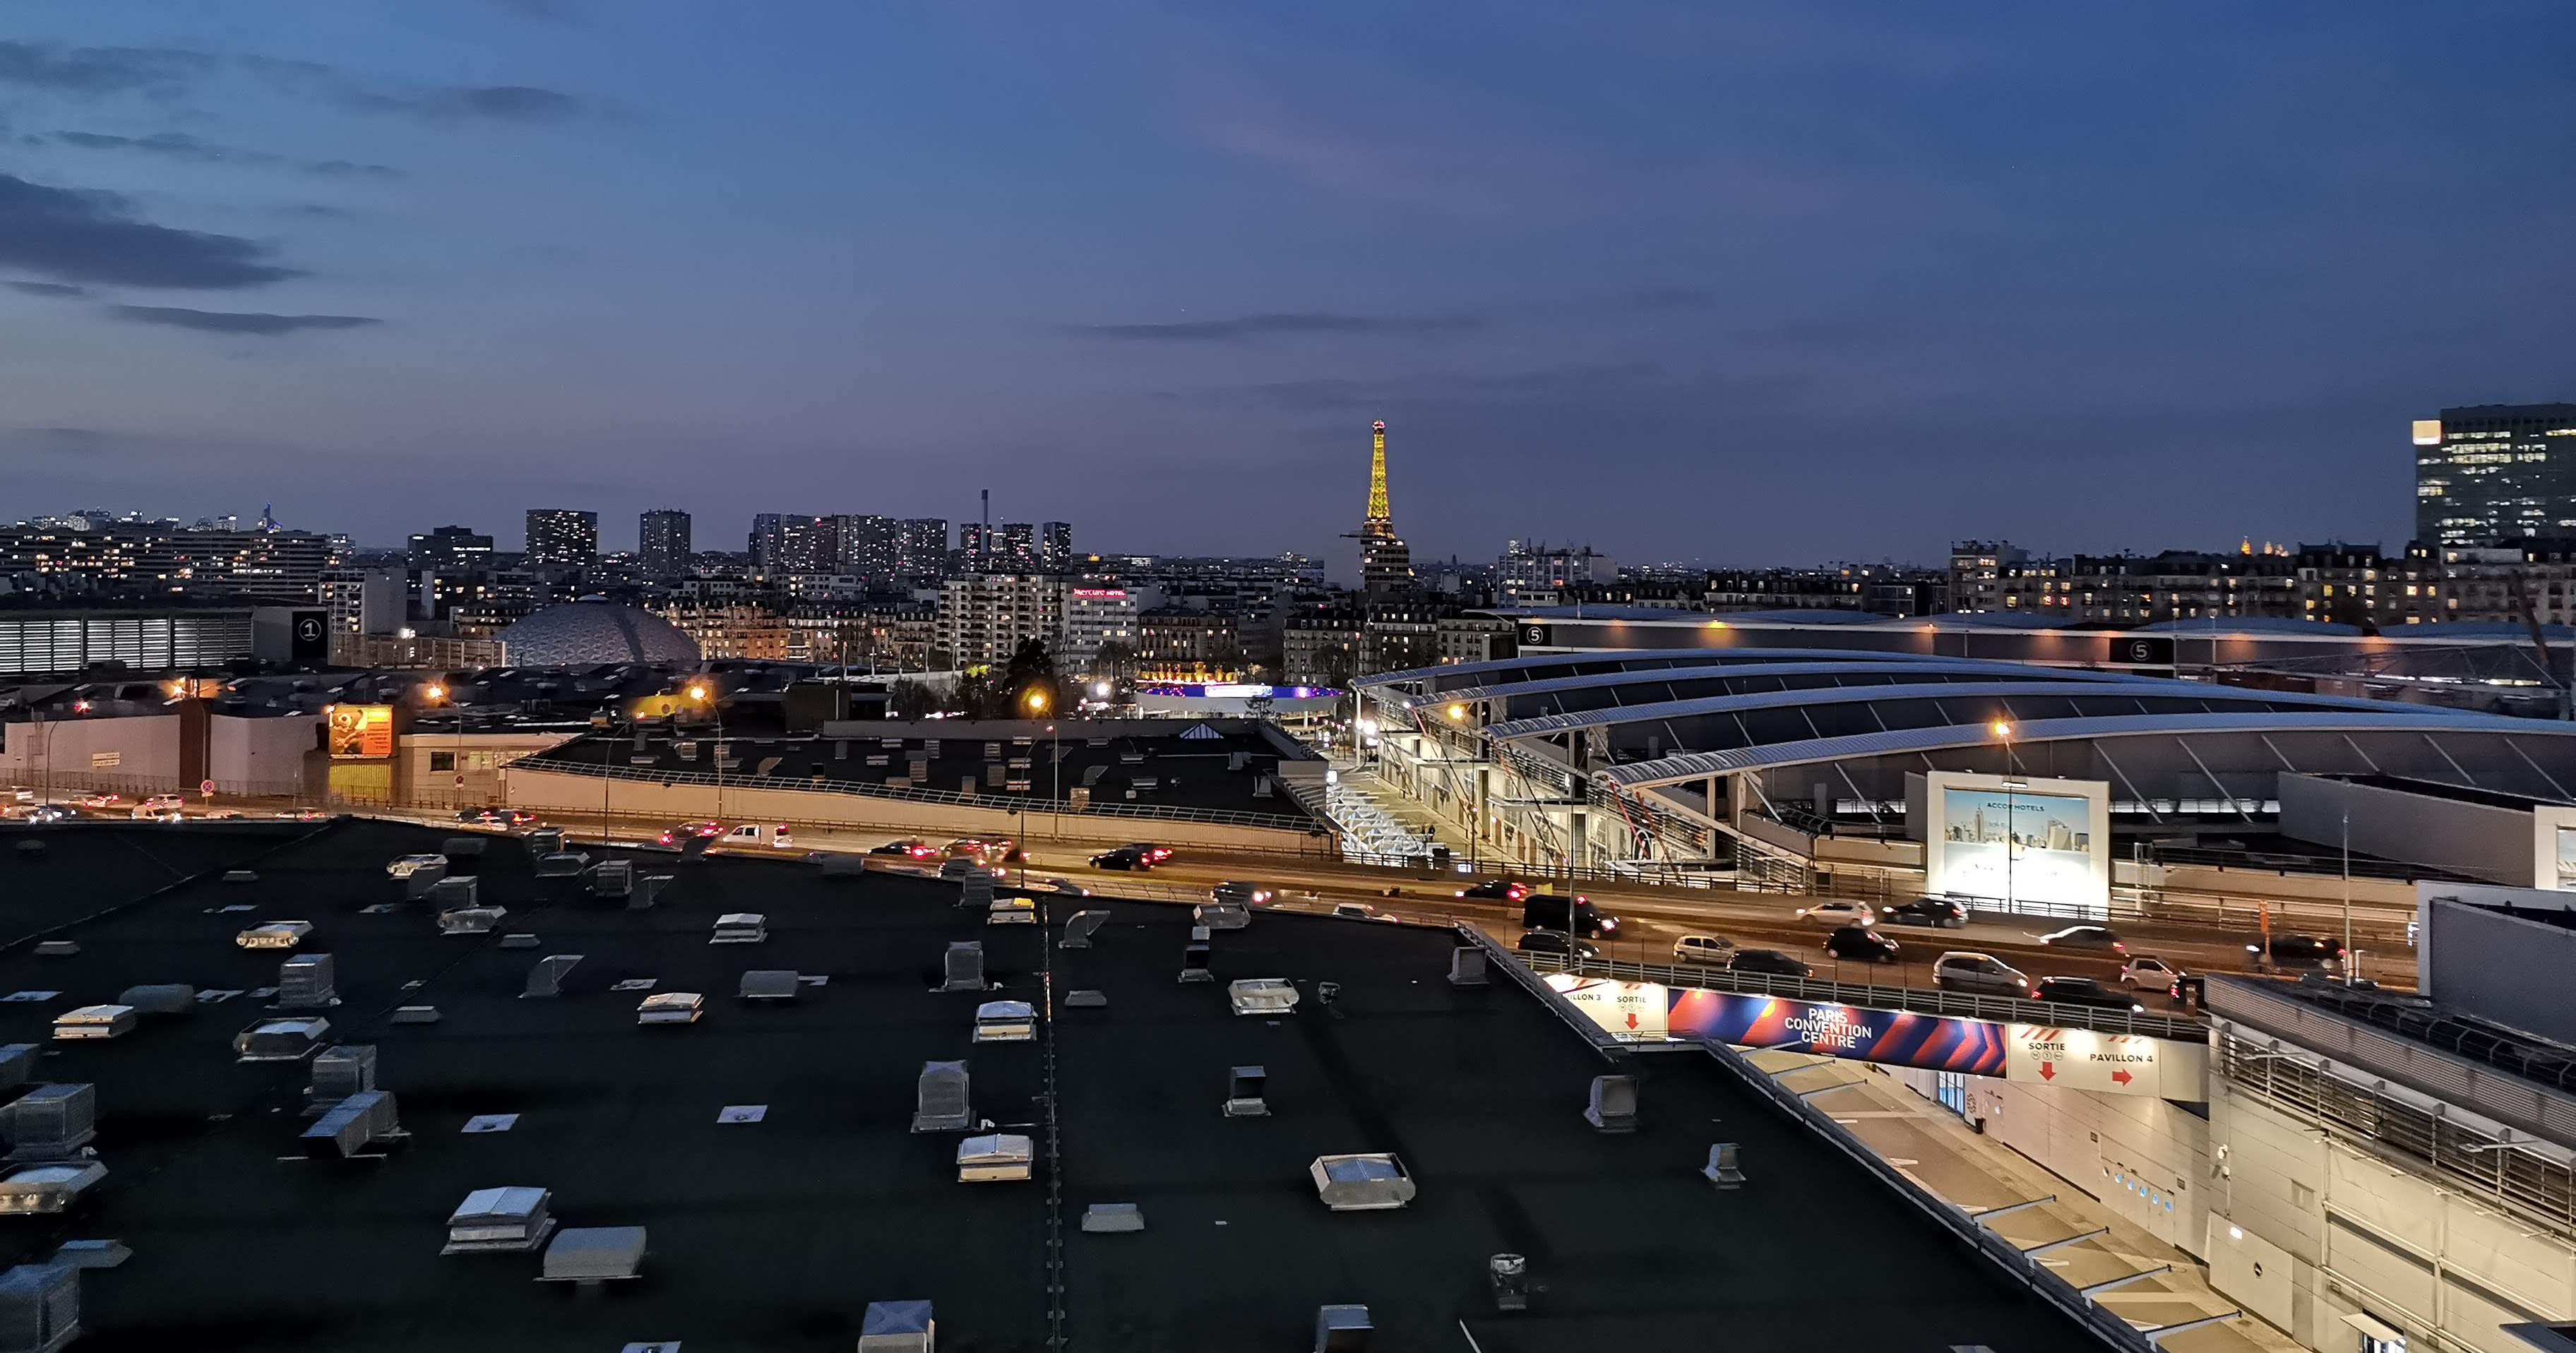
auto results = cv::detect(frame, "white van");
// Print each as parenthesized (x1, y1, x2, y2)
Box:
(720, 823, 795, 850)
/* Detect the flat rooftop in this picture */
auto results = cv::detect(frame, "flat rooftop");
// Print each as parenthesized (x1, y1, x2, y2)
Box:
(0, 819, 2097, 1351)
(519, 724, 1325, 825)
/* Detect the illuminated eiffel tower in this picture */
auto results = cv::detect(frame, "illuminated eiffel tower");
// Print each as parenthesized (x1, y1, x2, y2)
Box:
(1355, 419, 1412, 594)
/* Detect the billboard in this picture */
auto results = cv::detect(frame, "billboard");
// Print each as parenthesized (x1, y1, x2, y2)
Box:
(1666, 989, 2008, 1075)
(1542, 974, 1669, 1042)
(2532, 807, 2576, 891)
(2005, 1025, 2207, 1099)
(1922, 771, 2111, 917)
(326, 704, 395, 759)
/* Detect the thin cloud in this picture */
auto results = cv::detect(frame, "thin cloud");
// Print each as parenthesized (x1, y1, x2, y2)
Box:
(50, 129, 404, 179)
(109, 304, 380, 335)
(0, 41, 578, 126)
(0, 41, 213, 97)
(0, 173, 302, 288)
(340, 83, 580, 123)
(6, 279, 87, 297)
(1074, 311, 1482, 342)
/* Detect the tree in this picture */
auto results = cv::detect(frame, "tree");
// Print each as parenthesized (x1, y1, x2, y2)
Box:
(1003, 637, 1060, 718)
(1089, 638, 1138, 684)
(888, 679, 940, 719)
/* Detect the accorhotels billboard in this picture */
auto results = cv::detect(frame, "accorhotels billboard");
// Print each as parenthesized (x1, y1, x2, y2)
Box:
(1921, 770, 2112, 918)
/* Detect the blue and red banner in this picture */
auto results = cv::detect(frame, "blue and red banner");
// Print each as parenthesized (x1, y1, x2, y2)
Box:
(1666, 989, 2008, 1075)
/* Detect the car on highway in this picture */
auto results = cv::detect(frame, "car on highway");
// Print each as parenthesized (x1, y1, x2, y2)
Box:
(1119, 842, 1174, 865)
(1210, 881, 1274, 907)
(945, 838, 1016, 864)
(1795, 900, 1876, 928)
(2035, 924, 2125, 953)
(457, 807, 537, 828)
(1883, 897, 1968, 928)
(385, 854, 446, 879)
(1088, 845, 1156, 871)
(1672, 934, 1737, 965)
(275, 808, 330, 821)
(1515, 929, 1601, 960)
(132, 794, 186, 816)
(1932, 951, 2032, 997)
(939, 857, 1005, 882)
(1824, 925, 1900, 962)
(77, 792, 123, 809)
(872, 839, 939, 859)
(1455, 878, 1532, 901)
(720, 823, 797, 849)
(1522, 892, 1618, 938)
(659, 821, 723, 847)
(1020, 877, 1090, 897)
(1727, 948, 1813, 978)
(2034, 976, 2145, 1012)
(1332, 902, 1397, 922)
(2259, 934, 2346, 971)
(20, 804, 74, 825)
(2118, 955, 2181, 990)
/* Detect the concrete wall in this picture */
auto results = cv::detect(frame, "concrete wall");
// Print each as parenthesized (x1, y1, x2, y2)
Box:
(1964, 1073, 2211, 1254)
(2211, 1078, 2576, 1353)
(209, 713, 318, 796)
(2279, 772, 2533, 886)
(0, 713, 183, 792)
(2421, 894, 2576, 1043)
(497, 763, 1333, 858)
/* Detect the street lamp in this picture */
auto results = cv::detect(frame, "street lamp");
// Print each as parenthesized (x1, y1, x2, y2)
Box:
(687, 683, 722, 826)
(1990, 720, 2017, 912)
(1024, 689, 1049, 716)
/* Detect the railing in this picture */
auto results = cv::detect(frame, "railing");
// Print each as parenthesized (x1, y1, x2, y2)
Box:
(1522, 950, 2208, 1041)
(2145, 842, 2477, 885)
(508, 753, 1326, 833)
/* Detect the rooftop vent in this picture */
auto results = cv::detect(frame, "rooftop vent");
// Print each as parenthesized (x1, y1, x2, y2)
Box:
(1179, 943, 1212, 984)
(1063, 989, 1107, 1008)
(235, 920, 312, 951)
(912, 1061, 970, 1133)
(710, 913, 766, 945)
(0, 1086, 96, 1162)
(500, 934, 539, 950)
(429, 876, 479, 908)
(309, 1044, 376, 1106)
(0, 1048, 32, 1093)
(0, 1163, 106, 1218)
(302, 1090, 402, 1159)
(526, 827, 565, 854)
(49, 1007, 133, 1043)
(438, 904, 506, 935)
(236, 1018, 330, 1063)
(972, 1001, 1035, 1043)
(636, 993, 703, 1025)
(441, 837, 486, 859)
(1316, 1304, 1372, 1352)
(1194, 902, 1250, 931)
(390, 1006, 441, 1025)
(277, 954, 338, 1009)
(585, 860, 633, 898)
(540, 1225, 647, 1286)
(0, 1263, 77, 1351)
(534, 852, 586, 878)
(115, 984, 194, 1016)
(1080, 1202, 1144, 1234)
(1703, 1143, 1746, 1189)
(820, 854, 867, 878)
(959, 872, 994, 910)
(1227, 979, 1298, 1017)
(739, 970, 800, 1002)
(857, 1300, 934, 1353)
(631, 874, 674, 910)
(1448, 947, 1489, 988)
(1224, 1066, 1268, 1117)
(942, 942, 985, 992)
(1059, 910, 1108, 948)
(956, 1133, 1033, 1183)
(443, 1186, 556, 1254)
(222, 869, 257, 884)
(30, 943, 73, 960)
(1585, 1075, 1638, 1134)
(1489, 1253, 1530, 1313)
(524, 955, 582, 999)
(986, 896, 1035, 926)
(1309, 1155, 1414, 1212)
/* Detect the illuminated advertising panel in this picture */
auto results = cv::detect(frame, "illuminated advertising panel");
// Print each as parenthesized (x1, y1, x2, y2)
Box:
(1666, 989, 2006, 1075)
(1923, 771, 2111, 917)
(1542, 973, 1669, 1042)
(326, 704, 395, 759)
(2533, 807, 2576, 891)
(2006, 1025, 2207, 1099)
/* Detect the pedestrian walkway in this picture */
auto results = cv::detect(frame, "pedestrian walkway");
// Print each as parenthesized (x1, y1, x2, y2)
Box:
(1742, 1050, 2306, 1353)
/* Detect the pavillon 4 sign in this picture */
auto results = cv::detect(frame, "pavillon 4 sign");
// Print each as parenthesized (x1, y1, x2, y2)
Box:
(1666, 990, 2007, 1075)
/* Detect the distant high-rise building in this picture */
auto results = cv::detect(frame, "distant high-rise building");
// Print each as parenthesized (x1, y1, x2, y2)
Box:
(958, 522, 991, 573)
(407, 525, 494, 578)
(750, 513, 835, 573)
(1039, 521, 1073, 573)
(1356, 420, 1412, 594)
(896, 518, 949, 580)
(830, 513, 900, 580)
(524, 509, 599, 567)
(639, 509, 692, 578)
(2414, 403, 2576, 547)
(998, 522, 1037, 571)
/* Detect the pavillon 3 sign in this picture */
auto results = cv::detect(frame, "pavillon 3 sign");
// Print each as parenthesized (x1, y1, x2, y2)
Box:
(1666, 990, 2008, 1075)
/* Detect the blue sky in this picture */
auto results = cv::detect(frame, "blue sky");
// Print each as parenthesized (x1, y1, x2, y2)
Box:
(3, 2, 2571, 568)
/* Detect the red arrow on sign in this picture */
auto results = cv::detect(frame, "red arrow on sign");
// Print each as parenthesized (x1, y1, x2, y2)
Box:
(2110, 1068, 2133, 1086)
(1624, 1011, 1639, 1030)
(2038, 1061, 2056, 1081)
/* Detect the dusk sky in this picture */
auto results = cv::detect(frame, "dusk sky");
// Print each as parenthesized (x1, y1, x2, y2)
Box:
(4, 3, 2571, 570)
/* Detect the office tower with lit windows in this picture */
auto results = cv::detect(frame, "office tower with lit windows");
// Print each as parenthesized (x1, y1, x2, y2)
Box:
(523, 509, 599, 567)
(896, 518, 949, 581)
(2415, 403, 2576, 547)
(639, 509, 692, 578)
(998, 522, 1037, 571)
(1039, 521, 1073, 573)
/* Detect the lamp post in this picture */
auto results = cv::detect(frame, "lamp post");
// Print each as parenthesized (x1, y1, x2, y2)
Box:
(688, 682, 720, 828)
(1991, 720, 2017, 912)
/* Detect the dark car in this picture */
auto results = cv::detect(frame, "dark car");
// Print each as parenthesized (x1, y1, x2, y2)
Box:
(456, 806, 536, 828)
(871, 839, 938, 859)
(1883, 897, 1969, 928)
(2258, 934, 2346, 970)
(1089, 845, 1153, 871)
(1456, 878, 1532, 901)
(1515, 929, 1601, 960)
(2036, 924, 2125, 953)
(2034, 976, 2145, 1012)
(1727, 948, 1813, 978)
(1521, 893, 1619, 938)
(1824, 925, 1900, 962)
(1119, 842, 1174, 865)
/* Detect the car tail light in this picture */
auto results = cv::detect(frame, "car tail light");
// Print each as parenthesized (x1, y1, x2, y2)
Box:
(2113, 941, 2126, 951)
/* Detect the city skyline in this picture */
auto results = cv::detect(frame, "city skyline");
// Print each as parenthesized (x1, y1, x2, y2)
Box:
(6, 4, 2573, 564)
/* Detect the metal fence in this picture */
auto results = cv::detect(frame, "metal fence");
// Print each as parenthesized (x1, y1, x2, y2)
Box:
(1521, 950, 2207, 1041)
